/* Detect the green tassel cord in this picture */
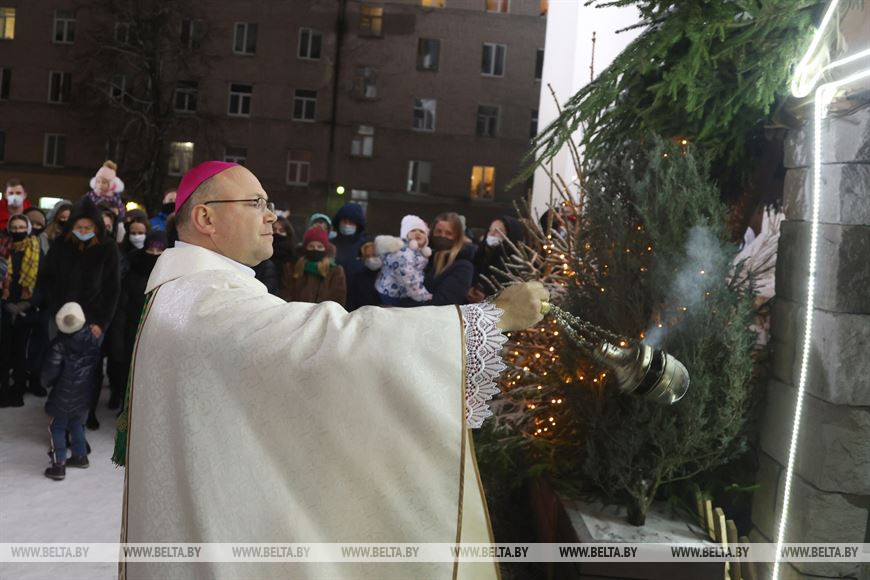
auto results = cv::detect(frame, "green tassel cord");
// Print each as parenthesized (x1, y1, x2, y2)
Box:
(112, 290, 156, 467)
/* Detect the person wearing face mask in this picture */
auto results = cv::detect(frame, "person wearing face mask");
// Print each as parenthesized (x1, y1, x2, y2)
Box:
(37, 198, 121, 428)
(96, 215, 148, 410)
(330, 202, 369, 310)
(281, 227, 346, 306)
(115, 230, 167, 413)
(269, 217, 296, 280)
(150, 190, 176, 232)
(86, 161, 126, 220)
(0, 178, 33, 231)
(420, 212, 476, 306)
(468, 215, 526, 303)
(45, 202, 73, 244)
(121, 217, 150, 256)
(24, 208, 50, 256)
(0, 215, 44, 406)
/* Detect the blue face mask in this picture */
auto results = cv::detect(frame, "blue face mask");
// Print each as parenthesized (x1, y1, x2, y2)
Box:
(339, 224, 357, 236)
(74, 231, 96, 242)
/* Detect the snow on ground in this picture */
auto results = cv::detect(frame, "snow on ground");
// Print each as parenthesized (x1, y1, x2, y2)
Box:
(0, 388, 122, 580)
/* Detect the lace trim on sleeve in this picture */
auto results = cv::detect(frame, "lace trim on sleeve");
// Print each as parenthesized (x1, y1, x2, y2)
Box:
(460, 303, 508, 428)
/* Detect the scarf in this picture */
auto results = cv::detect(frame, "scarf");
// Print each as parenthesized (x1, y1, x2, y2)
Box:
(303, 259, 334, 278)
(5, 236, 39, 296)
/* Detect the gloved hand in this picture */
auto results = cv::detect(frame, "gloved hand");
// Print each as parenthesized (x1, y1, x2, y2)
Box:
(492, 281, 550, 331)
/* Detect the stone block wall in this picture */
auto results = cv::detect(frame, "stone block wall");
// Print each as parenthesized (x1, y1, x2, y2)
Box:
(750, 104, 870, 580)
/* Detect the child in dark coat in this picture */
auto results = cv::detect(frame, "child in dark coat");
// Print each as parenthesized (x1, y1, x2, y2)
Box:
(42, 302, 102, 480)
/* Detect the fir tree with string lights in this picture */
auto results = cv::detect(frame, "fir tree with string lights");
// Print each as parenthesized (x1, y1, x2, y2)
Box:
(478, 136, 761, 526)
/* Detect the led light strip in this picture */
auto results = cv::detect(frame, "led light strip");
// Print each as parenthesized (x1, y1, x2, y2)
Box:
(774, 3, 870, 576)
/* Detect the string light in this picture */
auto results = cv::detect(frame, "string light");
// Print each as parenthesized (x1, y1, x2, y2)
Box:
(774, 5, 870, 577)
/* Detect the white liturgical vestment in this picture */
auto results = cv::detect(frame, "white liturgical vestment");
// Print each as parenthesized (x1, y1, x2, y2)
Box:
(119, 243, 506, 579)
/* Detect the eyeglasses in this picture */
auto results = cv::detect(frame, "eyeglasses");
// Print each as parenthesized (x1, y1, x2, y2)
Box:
(203, 197, 276, 214)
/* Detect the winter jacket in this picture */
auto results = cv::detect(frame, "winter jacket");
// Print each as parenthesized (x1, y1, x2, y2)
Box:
(374, 236, 432, 302)
(38, 235, 121, 331)
(43, 327, 102, 416)
(282, 259, 347, 306)
(254, 259, 281, 297)
(0, 198, 33, 231)
(86, 190, 126, 219)
(332, 203, 370, 309)
(423, 244, 475, 306)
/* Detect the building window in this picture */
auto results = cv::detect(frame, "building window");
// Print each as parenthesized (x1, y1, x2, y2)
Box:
(286, 150, 311, 185)
(174, 81, 198, 113)
(481, 43, 506, 77)
(421, 0, 445, 6)
(53, 10, 75, 44)
(470, 165, 495, 200)
(407, 160, 432, 194)
(535, 48, 544, 81)
(530, 108, 538, 139)
(0, 130, 5, 162)
(181, 19, 205, 49)
(351, 125, 374, 158)
(48, 72, 71, 104)
(293, 89, 317, 121)
(476, 105, 499, 138)
(228, 83, 252, 116)
(109, 74, 126, 102)
(417, 38, 440, 71)
(298, 28, 322, 60)
(168, 142, 194, 176)
(114, 22, 130, 44)
(412, 98, 436, 132)
(233, 22, 257, 55)
(0, 67, 9, 100)
(356, 66, 377, 99)
(43, 134, 66, 167)
(224, 146, 247, 165)
(0, 7, 15, 40)
(359, 5, 383, 38)
(485, 0, 509, 13)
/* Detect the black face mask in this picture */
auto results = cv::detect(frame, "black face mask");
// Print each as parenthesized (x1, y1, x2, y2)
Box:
(31, 227, 44, 236)
(10, 231, 27, 242)
(305, 249, 326, 262)
(162, 203, 175, 215)
(430, 236, 453, 252)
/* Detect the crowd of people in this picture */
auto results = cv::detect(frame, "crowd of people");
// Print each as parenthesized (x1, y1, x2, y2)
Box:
(0, 160, 571, 480)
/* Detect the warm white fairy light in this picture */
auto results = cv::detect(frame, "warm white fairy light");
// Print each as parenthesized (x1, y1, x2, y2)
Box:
(774, 3, 870, 575)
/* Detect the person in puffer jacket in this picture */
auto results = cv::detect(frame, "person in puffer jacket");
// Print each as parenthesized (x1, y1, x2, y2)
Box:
(374, 215, 432, 306)
(42, 302, 102, 480)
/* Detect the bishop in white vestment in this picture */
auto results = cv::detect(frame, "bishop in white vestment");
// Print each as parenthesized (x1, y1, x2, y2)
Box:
(115, 162, 549, 579)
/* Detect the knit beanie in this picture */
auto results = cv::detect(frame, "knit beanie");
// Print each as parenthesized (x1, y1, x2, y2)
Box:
(303, 227, 329, 248)
(307, 213, 333, 230)
(400, 215, 429, 240)
(56, 302, 86, 334)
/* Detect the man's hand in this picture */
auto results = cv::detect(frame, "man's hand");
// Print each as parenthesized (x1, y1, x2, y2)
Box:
(90, 324, 103, 339)
(492, 281, 549, 331)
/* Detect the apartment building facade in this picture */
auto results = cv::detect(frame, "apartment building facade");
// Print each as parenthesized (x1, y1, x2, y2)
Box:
(0, 0, 546, 232)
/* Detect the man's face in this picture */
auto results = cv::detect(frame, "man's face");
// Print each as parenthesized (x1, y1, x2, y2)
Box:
(206, 167, 277, 266)
(5, 185, 26, 208)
